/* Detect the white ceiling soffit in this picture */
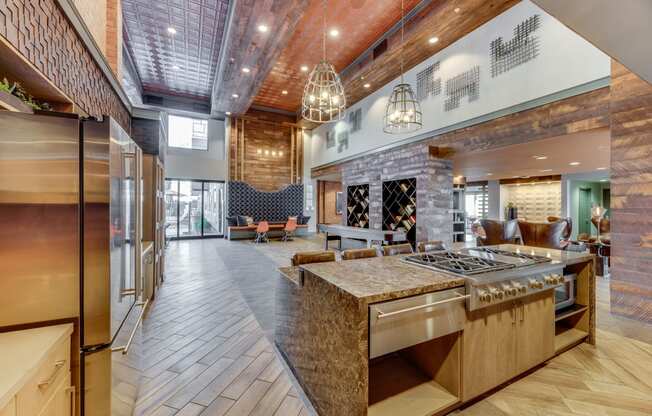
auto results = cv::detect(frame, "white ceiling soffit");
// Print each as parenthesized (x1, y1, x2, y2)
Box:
(532, 0, 652, 84)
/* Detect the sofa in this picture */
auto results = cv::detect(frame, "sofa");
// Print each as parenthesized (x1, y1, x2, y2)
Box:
(226, 223, 309, 240)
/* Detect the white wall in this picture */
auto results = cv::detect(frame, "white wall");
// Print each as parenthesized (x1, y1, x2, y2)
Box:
(500, 182, 562, 222)
(302, 130, 318, 232)
(308, 0, 610, 169)
(165, 119, 228, 180)
(487, 180, 501, 219)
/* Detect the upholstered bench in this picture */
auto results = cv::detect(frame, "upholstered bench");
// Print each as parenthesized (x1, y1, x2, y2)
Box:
(227, 223, 309, 240)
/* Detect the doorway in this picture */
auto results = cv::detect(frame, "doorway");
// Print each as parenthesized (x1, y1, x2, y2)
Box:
(165, 179, 225, 239)
(578, 188, 592, 236)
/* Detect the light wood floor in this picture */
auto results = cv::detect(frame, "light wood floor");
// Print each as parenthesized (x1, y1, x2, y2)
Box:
(138, 236, 652, 416)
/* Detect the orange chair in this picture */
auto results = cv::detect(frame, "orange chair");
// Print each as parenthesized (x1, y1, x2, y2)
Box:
(255, 221, 269, 243)
(282, 217, 298, 242)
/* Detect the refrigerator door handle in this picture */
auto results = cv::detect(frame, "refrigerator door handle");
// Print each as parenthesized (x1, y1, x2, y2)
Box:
(111, 299, 148, 355)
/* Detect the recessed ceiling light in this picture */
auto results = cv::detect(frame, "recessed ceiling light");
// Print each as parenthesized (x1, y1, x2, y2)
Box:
(363, 83, 371, 88)
(257, 24, 269, 33)
(232, 93, 239, 98)
(487, 173, 493, 176)
(329, 28, 339, 37)
(596, 167, 608, 171)
(569, 161, 581, 166)
(167, 27, 177, 35)
(282, 90, 288, 95)
(454, 7, 461, 13)
(300, 65, 309, 72)
(533, 155, 548, 160)
(225, 111, 231, 115)
(256, 149, 262, 154)
(279, 151, 284, 157)
(600, 179, 608, 182)
(428, 36, 439, 44)
(265, 150, 270, 155)
(241, 67, 250, 73)
(172, 65, 180, 70)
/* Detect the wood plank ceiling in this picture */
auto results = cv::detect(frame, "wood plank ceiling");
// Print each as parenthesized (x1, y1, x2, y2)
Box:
(213, 0, 520, 118)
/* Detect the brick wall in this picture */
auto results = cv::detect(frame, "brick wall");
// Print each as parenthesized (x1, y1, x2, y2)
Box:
(0, 0, 130, 131)
(340, 142, 453, 244)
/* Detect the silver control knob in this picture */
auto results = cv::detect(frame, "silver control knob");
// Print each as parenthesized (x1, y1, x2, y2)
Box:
(477, 289, 491, 303)
(511, 281, 527, 295)
(528, 279, 544, 289)
(489, 287, 504, 300)
(502, 283, 518, 296)
(544, 275, 556, 285)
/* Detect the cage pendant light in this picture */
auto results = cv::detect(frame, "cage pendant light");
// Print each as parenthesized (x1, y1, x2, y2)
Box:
(383, 0, 422, 134)
(301, 0, 346, 123)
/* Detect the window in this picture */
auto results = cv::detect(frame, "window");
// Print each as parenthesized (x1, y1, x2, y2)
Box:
(465, 184, 489, 220)
(168, 115, 208, 150)
(165, 179, 225, 239)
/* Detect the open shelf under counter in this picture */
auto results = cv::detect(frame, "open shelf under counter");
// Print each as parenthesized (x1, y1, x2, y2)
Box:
(555, 326, 588, 352)
(555, 304, 589, 322)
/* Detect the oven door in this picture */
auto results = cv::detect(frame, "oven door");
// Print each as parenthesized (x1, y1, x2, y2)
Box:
(554, 273, 577, 311)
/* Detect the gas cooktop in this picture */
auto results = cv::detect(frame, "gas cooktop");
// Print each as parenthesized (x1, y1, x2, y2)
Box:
(466, 247, 552, 264)
(402, 251, 516, 276)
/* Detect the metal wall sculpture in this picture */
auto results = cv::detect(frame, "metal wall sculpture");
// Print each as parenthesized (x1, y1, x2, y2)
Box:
(490, 14, 541, 77)
(444, 65, 480, 111)
(416, 61, 442, 102)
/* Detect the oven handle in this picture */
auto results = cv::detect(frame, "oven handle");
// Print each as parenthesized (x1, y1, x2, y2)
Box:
(376, 293, 469, 319)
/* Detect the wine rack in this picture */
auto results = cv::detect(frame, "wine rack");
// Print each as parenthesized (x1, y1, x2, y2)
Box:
(347, 184, 370, 228)
(382, 178, 417, 244)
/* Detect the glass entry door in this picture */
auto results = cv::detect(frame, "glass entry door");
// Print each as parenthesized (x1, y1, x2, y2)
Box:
(165, 179, 225, 239)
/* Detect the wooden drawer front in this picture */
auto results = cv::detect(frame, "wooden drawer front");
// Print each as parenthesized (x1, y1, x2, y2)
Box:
(0, 397, 16, 416)
(16, 337, 71, 416)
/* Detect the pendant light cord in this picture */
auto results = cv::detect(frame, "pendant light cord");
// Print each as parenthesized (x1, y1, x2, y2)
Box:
(322, 0, 326, 61)
(400, 0, 405, 83)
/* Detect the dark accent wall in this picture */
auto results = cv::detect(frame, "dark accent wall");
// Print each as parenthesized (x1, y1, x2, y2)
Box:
(131, 117, 166, 160)
(609, 61, 652, 323)
(0, 0, 130, 130)
(227, 181, 303, 223)
(340, 143, 453, 244)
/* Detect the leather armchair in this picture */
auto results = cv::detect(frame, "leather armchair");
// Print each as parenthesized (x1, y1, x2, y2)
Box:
(477, 219, 521, 246)
(519, 220, 571, 250)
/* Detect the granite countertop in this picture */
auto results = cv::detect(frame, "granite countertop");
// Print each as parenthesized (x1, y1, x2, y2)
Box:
(300, 255, 465, 305)
(287, 245, 594, 305)
(279, 266, 301, 285)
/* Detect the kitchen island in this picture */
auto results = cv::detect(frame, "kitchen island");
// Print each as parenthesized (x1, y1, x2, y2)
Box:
(276, 245, 595, 416)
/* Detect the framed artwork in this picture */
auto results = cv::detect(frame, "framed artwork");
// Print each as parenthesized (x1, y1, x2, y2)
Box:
(336, 192, 343, 214)
(326, 130, 335, 148)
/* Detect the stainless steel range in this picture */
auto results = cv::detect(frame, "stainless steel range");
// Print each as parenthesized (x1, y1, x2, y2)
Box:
(403, 246, 565, 311)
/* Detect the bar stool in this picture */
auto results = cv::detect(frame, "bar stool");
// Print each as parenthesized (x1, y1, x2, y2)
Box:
(382, 243, 413, 256)
(291, 251, 336, 266)
(342, 247, 378, 260)
(416, 240, 446, 253)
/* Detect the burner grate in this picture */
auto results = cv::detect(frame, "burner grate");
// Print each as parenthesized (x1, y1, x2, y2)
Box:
(403, 252, 515, 276)
(471, 247, 552, 264)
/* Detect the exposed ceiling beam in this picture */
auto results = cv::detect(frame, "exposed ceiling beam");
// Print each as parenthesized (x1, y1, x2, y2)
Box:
(211, 0, 311, 117)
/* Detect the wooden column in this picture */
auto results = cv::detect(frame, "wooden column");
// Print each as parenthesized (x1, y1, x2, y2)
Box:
(609, 60, 652, 323)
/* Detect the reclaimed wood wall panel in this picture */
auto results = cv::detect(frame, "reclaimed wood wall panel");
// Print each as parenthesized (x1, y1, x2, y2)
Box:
(229, 110, 302, 192)
(609, 60, 652, 323)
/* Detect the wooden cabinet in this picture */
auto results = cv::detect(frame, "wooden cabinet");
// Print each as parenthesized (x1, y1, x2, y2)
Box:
(516, 291, 555, 373)
(462, 291, 554, 401)
(37, 373, 73, 416)
(142, 154, 166, 297)
(0, 324, 73, 416)
(462, 302, 517, 400)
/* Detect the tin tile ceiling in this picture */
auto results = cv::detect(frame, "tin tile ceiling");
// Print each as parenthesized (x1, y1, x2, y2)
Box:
(122, 0, 229, 100)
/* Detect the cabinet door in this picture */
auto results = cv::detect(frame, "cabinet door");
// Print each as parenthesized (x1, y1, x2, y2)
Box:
(462, 302, 517, 401)
(37, 372, 72, 416)
(516, 291, 555, 373)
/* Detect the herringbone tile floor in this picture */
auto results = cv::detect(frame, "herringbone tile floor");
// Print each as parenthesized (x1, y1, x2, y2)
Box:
(136, 236, 652, 416)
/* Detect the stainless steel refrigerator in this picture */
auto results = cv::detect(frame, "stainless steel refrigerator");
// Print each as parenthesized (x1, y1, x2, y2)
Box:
(0, 111, 144, 416)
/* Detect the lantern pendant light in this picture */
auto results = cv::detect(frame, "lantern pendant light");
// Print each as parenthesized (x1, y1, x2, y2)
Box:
(301, 0, 346, 123)
(383, 0, 422, 134)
